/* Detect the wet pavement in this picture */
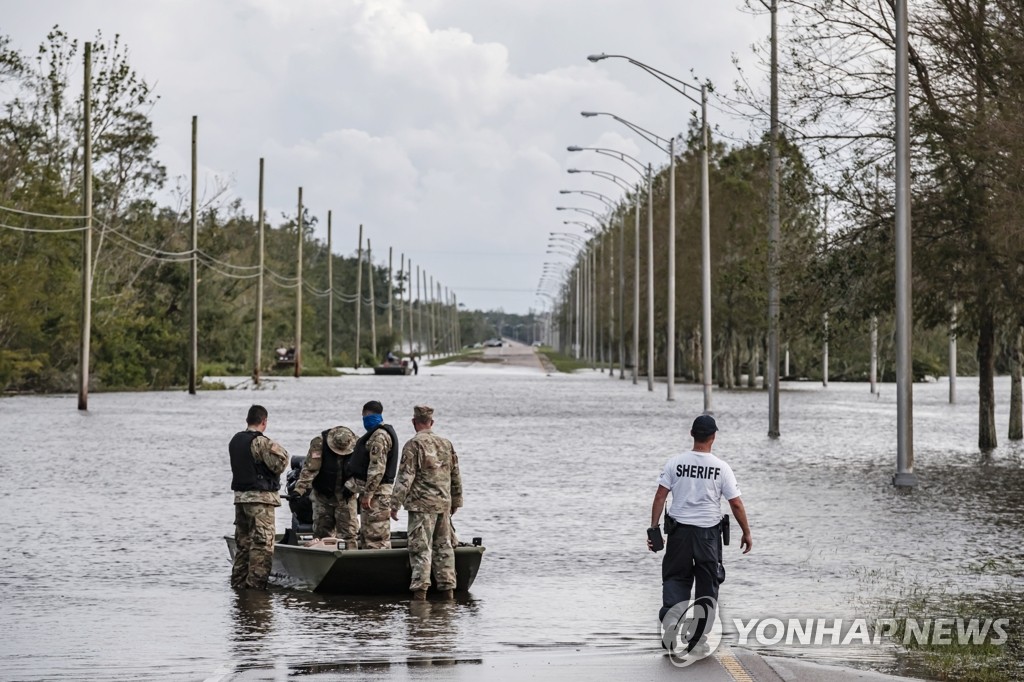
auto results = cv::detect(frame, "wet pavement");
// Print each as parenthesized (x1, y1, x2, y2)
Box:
(2, 347, 1022, 680)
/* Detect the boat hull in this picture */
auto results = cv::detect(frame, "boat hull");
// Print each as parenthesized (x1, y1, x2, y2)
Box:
(373, 365, 412, 375)
(225, 534, 484, 594)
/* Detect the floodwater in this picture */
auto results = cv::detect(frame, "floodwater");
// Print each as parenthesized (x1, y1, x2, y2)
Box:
(2, 356, 1023, 681)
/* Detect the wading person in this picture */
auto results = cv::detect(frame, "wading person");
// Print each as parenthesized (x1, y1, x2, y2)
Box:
(229, 405, 289, 590)
(648, 415, 751, 653)
(344, 400, 400, 549)
(390, 405, 463, 601)
(292, 426, 358, 545)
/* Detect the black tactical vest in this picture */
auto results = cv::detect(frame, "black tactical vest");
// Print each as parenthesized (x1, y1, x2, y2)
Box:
(229, 430, 280, 492)
(345, 424, 400, 485)
(312, 429, 345, 496)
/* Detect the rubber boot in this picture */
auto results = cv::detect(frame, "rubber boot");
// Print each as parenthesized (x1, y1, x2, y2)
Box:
(438, 589, 454, 600)
(412, 588, 428, 601)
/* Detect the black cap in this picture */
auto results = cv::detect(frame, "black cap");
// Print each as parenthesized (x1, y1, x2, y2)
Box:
(691, 415, 718, 438)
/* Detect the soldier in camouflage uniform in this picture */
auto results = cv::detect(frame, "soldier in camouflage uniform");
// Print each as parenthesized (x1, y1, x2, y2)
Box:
(344, 401, 399, 549)
(229, 405, 289, 589)
(292, 426, 358, 544)
(390, 405, 463, 600)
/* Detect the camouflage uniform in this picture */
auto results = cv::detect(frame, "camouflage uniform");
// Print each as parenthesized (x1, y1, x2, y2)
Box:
(391, 406, 463, 592)
(293, 427, 358, 544)
(353, 428, 394, 549)
(232, 432, 289, 590)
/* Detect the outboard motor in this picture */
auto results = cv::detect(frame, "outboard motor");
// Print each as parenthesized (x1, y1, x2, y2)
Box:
(285, 455, 314, 532)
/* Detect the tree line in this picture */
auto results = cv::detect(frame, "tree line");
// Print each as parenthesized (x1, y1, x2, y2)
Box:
(552, 0, 1023, 448)
(0, 29, 470, 393)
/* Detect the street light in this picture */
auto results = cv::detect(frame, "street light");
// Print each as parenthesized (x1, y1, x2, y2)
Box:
(569, 151, 648, 386)
(582, 112, 668, 396)
(586, 55, 713, 411)
(559, 189, 618, 211)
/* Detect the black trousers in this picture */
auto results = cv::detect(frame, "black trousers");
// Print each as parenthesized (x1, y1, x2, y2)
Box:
(660, 522, 721, 643)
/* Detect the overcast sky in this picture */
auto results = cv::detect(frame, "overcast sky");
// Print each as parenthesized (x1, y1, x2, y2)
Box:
(5, 1, 767, 313)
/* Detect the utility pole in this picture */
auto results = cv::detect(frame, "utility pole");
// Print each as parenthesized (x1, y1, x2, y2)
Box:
(646, 164, 655, 392)
(189, 115, 198, 395)
(355, 225, 363, 369)
(822, 197, 829, 388)
(399, 253, 406, 352)
(253, 158, 264, 385)
(633, 188, 640, 385)
(870, 166, 879, 395)
(893, 0, 916, 486)
(429, 275, 437, 357)
(416, 265, 423, 356)
(618, 209, 625, 379)
(667, 136, 676, 401)
(403, 258, 411, 352)
(700, 85, 713, 413)
(368, 239, 377, 361)
(453, 293, 461, 349)
(608, 231, 615, 379)
(78, 42, 93, 411)
(387, 247, 394, 344)
(870, 317, 878, 395)
(949, 303, 957, 403)
(327, 210, 333, 369)
(766, 0, 781, 437)
(294, 187, 303, 378)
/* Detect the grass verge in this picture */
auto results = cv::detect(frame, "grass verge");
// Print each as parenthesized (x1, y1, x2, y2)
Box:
(538, 346, 590, 373)
(429, 349, 485, 366)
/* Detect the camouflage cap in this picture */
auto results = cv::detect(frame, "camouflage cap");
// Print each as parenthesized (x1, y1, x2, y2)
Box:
(413, 405, 434, 421)
(326, 426, 357, 455)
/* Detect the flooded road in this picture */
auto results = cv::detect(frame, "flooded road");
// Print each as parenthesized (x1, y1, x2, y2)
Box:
(2, 356, 1023, 680)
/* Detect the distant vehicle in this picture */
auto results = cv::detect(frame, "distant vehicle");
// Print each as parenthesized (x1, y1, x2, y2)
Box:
(532, 341, 542, 347)
(483, 338, 503, 347)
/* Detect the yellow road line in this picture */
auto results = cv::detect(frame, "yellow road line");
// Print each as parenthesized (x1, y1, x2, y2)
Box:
(716, 648, 756, 682)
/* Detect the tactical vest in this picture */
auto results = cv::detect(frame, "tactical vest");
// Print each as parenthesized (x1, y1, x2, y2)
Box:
(229, 430, 280, 492)
(312, 428, 345, 496)
(345, 424, 399, 485)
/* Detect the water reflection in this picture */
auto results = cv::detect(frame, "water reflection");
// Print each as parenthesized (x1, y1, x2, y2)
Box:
(2, 373, 1024, 679)
(230, 590, 276, 672)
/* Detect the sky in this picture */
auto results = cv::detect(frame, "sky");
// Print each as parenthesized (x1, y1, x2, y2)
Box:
(3, 0, 768, 313)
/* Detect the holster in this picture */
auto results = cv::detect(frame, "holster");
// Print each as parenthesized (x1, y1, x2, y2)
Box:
(720, 514, 731, 546)
(663, 513, 678, 535)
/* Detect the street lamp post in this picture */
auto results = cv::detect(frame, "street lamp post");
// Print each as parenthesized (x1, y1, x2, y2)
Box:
(568, 161, 645, 383)
(567, 155, 648, 385)
(586, 54, 714, 411)
(582, 111, 673, 397)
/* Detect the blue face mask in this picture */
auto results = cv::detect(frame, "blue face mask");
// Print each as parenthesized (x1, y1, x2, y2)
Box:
(363, 414, 383, 431)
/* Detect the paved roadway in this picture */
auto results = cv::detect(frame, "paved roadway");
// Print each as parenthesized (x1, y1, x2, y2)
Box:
(232, 646, 925, 681)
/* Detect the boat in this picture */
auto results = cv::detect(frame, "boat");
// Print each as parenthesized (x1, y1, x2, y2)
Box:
(373, 356, 414, 375)
(373, 364, 412, 376)
(224, 530, 485, 594)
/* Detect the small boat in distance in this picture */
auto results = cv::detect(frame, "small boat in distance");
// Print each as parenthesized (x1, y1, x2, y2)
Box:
(373, 354, 414, 375)
(224, 530, 485, 594)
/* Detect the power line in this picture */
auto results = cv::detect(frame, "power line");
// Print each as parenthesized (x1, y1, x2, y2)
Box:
(0, 221, 89, 233)
(0, 204, 89, 220)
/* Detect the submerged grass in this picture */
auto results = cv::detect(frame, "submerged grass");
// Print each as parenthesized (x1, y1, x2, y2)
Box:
(538, 347, 590, 373)
(849, 562, 1024, 681)
(429, 349, 486, 366)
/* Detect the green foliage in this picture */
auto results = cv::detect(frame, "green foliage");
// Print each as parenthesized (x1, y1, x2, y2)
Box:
(538, 347, 589, 374)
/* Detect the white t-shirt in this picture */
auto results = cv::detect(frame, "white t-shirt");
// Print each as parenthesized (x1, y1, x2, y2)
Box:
(657, 450, 741, 528)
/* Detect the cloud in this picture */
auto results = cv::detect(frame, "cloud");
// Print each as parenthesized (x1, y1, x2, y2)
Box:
(2, 0, 764, 311)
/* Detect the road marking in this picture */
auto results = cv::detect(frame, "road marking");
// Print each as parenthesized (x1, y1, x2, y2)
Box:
(716, 648, 755, 682)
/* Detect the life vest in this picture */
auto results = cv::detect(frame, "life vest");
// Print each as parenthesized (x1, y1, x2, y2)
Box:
(312, 429, 346, 496)
(345, 424, 399, 484)
(229, 430, 280, 492)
